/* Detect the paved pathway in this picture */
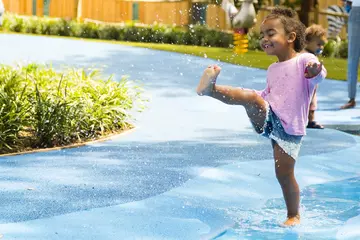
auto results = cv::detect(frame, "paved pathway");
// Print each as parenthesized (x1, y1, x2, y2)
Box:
(0, 34, 359, 240)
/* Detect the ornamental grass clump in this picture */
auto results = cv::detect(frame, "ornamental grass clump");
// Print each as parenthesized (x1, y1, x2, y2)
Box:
(0, 63, 145, 154)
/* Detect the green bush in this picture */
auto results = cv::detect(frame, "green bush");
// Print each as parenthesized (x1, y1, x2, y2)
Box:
(1, 13, 234, 48)
(322, 39, 338, 57)
(20, 17, 38, 34)
(322, 39, 348, 58)
(3, 15, 24, 32)
(2, 13, 349, 57)
(248, 31, 262, 51)
(336, 40, 348, 59)
(98, 24, 120, 40)
(0, 67, 31, 150)
(0, 64, 145, 153)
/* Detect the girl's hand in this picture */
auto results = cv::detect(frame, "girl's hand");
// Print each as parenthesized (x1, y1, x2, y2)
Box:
(305, 62, 323, 78)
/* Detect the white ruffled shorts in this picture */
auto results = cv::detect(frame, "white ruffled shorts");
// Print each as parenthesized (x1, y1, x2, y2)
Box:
(260, 104, 303, 160)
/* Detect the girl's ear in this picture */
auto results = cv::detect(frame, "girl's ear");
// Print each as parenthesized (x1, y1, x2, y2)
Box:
(287, 32, 297, 43)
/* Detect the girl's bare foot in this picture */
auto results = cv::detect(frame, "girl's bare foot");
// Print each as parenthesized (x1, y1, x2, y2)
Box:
(196, 65, 221, 96)
(281, 215, 300, 227)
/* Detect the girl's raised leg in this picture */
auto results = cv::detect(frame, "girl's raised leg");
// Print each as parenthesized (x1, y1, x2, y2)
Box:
(197, 65, 268, 133)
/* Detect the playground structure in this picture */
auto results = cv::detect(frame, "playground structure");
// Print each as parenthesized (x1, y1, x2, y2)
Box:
(221, 0, 257, 54)
(233, 29, 249, 54)
(2, 0, 349, 53)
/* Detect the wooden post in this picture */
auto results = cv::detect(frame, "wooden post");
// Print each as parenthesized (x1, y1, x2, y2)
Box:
(43, 0, 50, 16)
(299, 0, 313, 26)
(314, 2, 319, 24)
(36, 0, 43, 16)
(77, 0, 82, 22)
(32, 0, 37, 15)
(187, 0, 192, 26)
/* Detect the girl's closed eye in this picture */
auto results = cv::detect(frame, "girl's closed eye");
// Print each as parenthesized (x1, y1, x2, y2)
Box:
(267, 29, 276, 36)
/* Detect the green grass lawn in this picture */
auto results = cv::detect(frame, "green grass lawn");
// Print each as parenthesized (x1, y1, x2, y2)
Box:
(117, 42, 357, 81)
(1, 32, 357, 81)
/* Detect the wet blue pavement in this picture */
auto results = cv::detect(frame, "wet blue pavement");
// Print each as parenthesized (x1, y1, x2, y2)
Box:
(0, 34, 359, 239)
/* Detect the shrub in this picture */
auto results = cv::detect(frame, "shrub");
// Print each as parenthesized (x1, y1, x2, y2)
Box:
(1, 13, 233, 48)
(0, 66, 31, 150)
(3, 15, 24, 32)
(0, 64, 145, 154)
(1, 13, 349, 57)
(98, 24, 120, 40)
(336, 40, 348, 59)
(20, 17, 38, 34)
(322, 39, 338, 57)
(248, 31, 262, 51)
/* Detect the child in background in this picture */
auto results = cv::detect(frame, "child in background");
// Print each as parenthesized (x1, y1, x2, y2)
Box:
(302, 24, 327, 129)
(196, 7, 327, 226)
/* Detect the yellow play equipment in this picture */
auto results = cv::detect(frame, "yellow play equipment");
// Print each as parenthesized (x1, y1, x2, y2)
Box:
(221, 0, 257, 54)
(233, 30, 249, 54)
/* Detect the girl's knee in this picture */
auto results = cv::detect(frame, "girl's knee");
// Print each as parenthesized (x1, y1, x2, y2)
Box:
(274, 159, 296, 186)
(254, 127, 263, 134)
(251, 120, 264, 134)
(273, 150, 296, 181)
(251, 94, 266, 107)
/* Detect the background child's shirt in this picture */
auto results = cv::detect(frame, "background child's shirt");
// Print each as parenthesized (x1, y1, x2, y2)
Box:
(259, 53, 327, 136)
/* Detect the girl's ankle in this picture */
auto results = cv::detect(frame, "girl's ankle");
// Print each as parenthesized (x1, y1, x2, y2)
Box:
(288, 214, 300, 220)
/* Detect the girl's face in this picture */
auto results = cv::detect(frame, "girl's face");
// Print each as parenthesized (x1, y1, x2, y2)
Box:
(260, 18, 295, 56)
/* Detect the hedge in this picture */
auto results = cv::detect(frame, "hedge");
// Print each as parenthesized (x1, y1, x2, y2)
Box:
(0, 63, 145, 154)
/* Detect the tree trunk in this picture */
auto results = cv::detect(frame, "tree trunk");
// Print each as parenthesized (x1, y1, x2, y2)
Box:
(299, 0, 314, 26)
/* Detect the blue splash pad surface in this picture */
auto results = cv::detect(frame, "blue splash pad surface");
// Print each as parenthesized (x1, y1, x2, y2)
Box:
(0, 34, 359, 239)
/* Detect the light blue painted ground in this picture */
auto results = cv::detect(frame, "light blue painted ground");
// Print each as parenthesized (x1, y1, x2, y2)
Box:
(0, 34, 359, 240)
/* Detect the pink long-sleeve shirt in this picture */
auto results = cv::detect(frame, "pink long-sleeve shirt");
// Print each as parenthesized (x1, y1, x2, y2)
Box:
(259, 53, 327, 136)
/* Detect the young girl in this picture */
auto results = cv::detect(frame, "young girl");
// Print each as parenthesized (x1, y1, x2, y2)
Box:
(302, 24, 327, 129)
(196, 7, 327, 226)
